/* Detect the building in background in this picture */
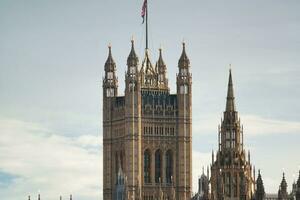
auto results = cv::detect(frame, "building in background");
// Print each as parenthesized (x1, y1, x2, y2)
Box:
(192, 70, 300, 200)
(210, 70, 255, 200)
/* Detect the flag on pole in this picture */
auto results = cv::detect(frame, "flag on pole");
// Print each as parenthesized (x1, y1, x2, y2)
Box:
(141, 0, 147, 24)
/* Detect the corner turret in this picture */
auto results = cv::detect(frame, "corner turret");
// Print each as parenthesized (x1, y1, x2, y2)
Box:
(103, 45, 118, 97)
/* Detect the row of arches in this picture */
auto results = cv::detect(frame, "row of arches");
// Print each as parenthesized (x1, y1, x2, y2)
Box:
(144, 149, 173, 184)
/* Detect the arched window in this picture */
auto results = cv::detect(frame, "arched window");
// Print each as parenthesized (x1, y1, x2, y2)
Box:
(155, 150, 162, 183)
(225, 172, 231, 196)
(144, 149, 151, 183)
(115, 151, 119, 181)
(166, 150, 173, 183)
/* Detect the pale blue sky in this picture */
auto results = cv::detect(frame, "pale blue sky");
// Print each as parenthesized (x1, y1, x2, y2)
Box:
(0, 0, 300, 199)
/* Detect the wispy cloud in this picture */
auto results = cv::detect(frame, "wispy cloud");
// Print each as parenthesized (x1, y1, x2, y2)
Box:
(0, 118, 101, 200)
(194, 114, 300, 136)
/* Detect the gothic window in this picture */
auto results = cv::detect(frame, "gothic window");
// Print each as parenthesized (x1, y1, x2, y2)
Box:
(160, 127, 163, 135)
(166, 150, 173, 184)
(180, 85, 188, 94)
(130, 66, 136, 74)
(226, 140, 230, 148)
(155, 150, 162, 183)
(233, 173, 238, 197)
(144, 149, 151, 183)
(159, 74, 163, 82)
(225, 131, 230, 139)
(180, 68, 187, 76)
(107, 72, 113, 79)
(106, 88, 114, 97)
(225, 172, 231, 196)
(115, 152, 119, 181)
(129, 82, 135, 91)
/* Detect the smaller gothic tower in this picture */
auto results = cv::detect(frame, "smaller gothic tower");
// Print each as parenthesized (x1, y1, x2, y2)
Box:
(124, 39, 142, 200)
(210, 69, 254, 200)
(102, 45, 119, 200)
(278, 173, 288, 200)
(255, 170, 266, 200)
(192, 167, 210, 200)
(156, 48, 168, 90)
(176, 42, 193, 199)
(103, 45, 118, 98)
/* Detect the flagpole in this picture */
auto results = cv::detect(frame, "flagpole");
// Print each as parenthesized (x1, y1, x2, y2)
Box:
(145, 0, 148, 50)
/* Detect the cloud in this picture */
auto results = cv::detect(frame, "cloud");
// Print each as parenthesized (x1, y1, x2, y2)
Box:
(194, 114, 300, 136)
(0, 118, 101, 200)
(243, 115, 300, 136)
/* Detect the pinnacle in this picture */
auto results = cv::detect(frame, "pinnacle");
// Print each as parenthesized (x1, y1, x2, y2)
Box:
(225, 69, 236, 112)
(178, 42, 190, 67)
(127, 39, 138, 63)
(105, 44, 115, 67)
(157, 48, 165, 67)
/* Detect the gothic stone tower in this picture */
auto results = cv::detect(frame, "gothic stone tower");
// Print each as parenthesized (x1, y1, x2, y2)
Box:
(102, 41, 192, 200)
(210, 70, 254, 200)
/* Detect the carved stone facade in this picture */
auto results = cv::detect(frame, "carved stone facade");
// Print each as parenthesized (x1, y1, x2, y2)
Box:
(102, 41, 192, 200)
(210, 70, 255, 200)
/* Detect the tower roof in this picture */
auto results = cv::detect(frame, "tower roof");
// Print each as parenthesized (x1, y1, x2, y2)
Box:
(256, 170, 266, 198)
(178, 42, 190, 67)
(225, 69, 236, 112)
(157, 48, 166, 69)
(105, 45, 116, 72)
(127, 39, 138, 65)
(280, 172, 288, 190)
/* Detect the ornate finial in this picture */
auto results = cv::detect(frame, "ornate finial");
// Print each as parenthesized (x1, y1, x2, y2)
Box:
(60, 196, 62, 200)
(28, 195, 31, 200)
(70, 194, 72, 200)
(107, 43, 112, 57)
(130, 36, 135, 49)
(178, 40, 189, 67)
(38, 194, 40, 200)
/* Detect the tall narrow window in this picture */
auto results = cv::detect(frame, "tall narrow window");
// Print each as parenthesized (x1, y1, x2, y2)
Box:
(166, 150, 173, 183)
(155, 150, 162, 183)
(225, 172, 231, 197)
(115, 152, 119, 181)
(144, 149, 151, 183)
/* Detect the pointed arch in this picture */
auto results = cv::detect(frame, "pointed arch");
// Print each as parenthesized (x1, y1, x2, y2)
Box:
(165, 149, 173, 184)
(155, 149, 162, 183)
(144, 149, 151, 183)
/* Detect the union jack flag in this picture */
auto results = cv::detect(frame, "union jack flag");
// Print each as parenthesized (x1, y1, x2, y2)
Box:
(141, 0, 147, 24)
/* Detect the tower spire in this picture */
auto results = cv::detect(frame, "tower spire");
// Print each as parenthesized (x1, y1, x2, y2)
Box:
(226, 69, 236, 112)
